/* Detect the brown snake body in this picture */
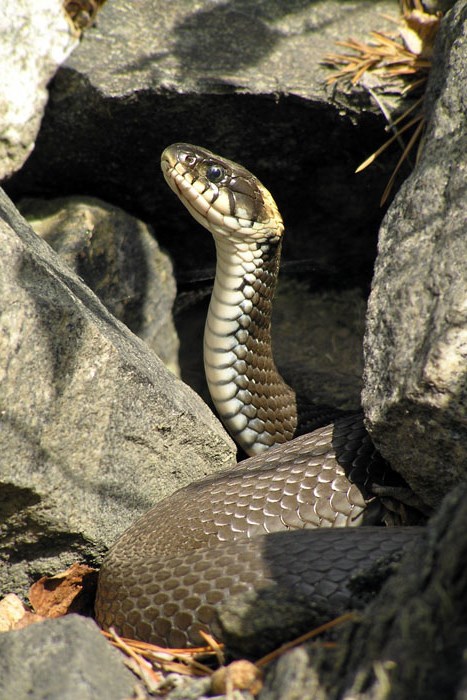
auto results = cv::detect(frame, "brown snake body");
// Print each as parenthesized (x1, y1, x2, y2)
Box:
(95, 145, 427, 648)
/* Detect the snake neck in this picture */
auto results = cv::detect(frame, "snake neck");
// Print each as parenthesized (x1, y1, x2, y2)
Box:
(204, 234, 298, 455)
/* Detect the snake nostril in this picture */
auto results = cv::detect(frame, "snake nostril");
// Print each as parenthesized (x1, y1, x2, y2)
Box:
(180, 153, 197, 167)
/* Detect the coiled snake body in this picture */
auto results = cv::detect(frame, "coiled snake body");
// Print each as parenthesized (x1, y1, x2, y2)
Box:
(95, 144, 426, 649)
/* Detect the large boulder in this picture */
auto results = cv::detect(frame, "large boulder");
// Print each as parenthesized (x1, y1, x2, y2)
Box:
(0, 189, 235, 595)
(0, 0, 78, 180)
(19, 196, 180, 375)
(362, 0, 467, 508)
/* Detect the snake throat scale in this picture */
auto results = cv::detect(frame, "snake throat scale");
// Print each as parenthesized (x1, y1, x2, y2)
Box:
(95, 144, 426, 649)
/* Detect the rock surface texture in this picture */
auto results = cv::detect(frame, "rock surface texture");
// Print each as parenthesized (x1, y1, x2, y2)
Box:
(0, 0, 78, 180)
(0, 615, 136, 700)
(0, 189, 235, 595)
(362, 0, 467, 508)
(19, 196, 180, 374)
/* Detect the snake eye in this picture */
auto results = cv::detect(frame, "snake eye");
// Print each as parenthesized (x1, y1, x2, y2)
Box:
(205, 164, 225, 183)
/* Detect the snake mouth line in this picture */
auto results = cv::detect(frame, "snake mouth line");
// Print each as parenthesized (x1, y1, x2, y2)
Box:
(162, 157, 220, 231)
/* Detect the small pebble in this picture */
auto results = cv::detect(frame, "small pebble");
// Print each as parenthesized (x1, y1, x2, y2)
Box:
(210, 660, 263, 696)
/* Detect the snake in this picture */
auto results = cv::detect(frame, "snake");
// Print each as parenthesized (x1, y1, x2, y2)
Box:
(94, 144, 428, 649)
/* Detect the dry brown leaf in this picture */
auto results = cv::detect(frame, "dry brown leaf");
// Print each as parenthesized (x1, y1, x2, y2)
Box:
(400, 9, 441, 56)
(29, 563, 98, 618)
(63, 0, 106, 31)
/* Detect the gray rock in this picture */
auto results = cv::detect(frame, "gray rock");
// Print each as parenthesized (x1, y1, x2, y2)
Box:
(0, 0, 78, 180)
(422, 0, 458, 11)
(272, 283, 367, 411)
(6, 0, 405, 289)
(0, 188, 235, 595)
(362, 0, 467, 508)
(19, 196, 180, 375)
(161, 675, 212, 700)
(260, 646, 327, 700)
(0, 615, 136, 700)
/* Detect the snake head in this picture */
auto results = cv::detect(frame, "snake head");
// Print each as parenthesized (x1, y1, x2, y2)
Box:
(161, 143, 284, 242)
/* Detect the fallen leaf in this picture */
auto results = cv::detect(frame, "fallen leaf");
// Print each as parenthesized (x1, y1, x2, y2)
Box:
(29, 563, 98, 618)
(400, 9, 440, 57)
